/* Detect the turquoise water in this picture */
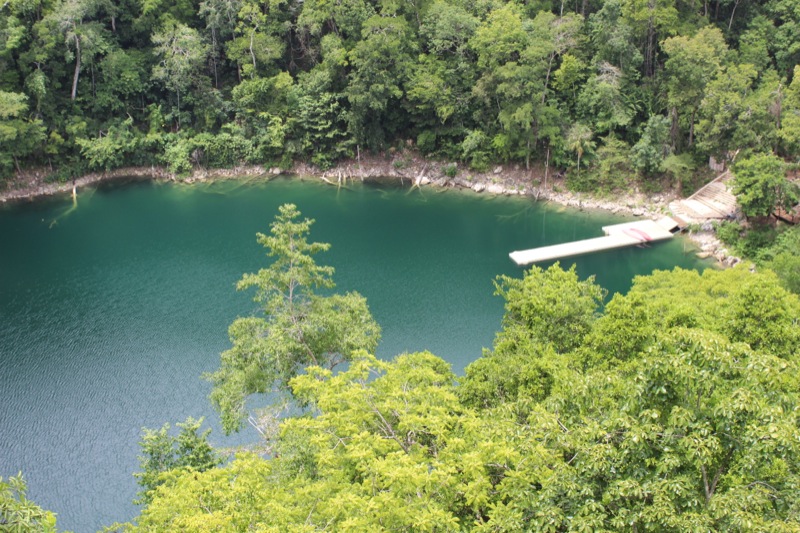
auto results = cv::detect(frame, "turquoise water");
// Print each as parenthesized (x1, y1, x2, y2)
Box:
(0, 178, 709, 531)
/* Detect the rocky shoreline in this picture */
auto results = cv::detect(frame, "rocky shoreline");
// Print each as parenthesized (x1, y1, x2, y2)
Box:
(1, 155, 735, 266)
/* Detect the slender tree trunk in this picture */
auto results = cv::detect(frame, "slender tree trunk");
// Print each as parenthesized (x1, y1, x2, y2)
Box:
(646, 21, 655, 77)
(542, 53, 556, 104)
(249, 28, 257, 74)
(211, 28, 219, 88)
(212, 56, 219, 89)
(670, 106, 679, 151)
(409, 0, 421, 29)
(544, 146, 550, 189)
(689, 107, 696, 147)
(526, 139, 531, 170)
(775, 82, 783, 153)
(727, 0, 741, 30)
(71, 35, 81, 101)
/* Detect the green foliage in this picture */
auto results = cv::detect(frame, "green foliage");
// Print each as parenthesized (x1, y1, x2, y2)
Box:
(0, 91, 45, 179)
(346, 15, 417, 148)
(621, 266, 800, 358)
(570, 134, 634, 193)
(460, 130, 491, 171)
(662, 152, 698, 192)
(1, 0, 796, 179)
(696, 63, 761, 159)
(758, 224, 800, 260)
(734, 223, 779, 258)
(160, 134, 194, 175)
(134, 416, 219, 505)
(151, 23, 210, 128)
(76, 118, 144, 171)
(714, 219, 743, 247)
(779, 66, 800, 157)
(94, 49, 148, 116)
(577, 65, 635, 134)
(459, 341, 560, 410)
(766, 251, 800, 295)
(191, 127, 254, 168)
(206, 204, 380, 433)
(661, 26, 727, 149)
(566, 122, 595, 175)
(732, 152, 794, 218)
(442, 162, 458, 177)
(0, 474, 59, 532)
(133, 265, 800, 531)
(420, 1, 477, 57)
(724, 271, 800, 358)
(756, 225, 800, 295)
(460, 264, 604, 410)
(291, 69, 351, 168)
(493, 262, 606, 353)
(631, 114, 671, 176)
(136, 351, 562, 531)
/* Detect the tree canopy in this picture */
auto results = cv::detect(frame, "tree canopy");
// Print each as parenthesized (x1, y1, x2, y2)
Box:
(2, 0, 800, 183)
(0, 474, 59, 532)
(733, 153, 799, 218)
(206, 204, 381, 434)
(130, 263, 800, 531)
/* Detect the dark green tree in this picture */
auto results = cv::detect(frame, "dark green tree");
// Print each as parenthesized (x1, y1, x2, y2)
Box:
(346, 14, 417, 148)
(0, 91, 45, 178)
(661, 26, 727, 149)
(151, 22, 210, 129)
(733, 152, 796, 218)
(631, 114, 671, 176)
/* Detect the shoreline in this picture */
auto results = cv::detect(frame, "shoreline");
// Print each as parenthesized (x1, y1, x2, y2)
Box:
(1, 156, 735, 265)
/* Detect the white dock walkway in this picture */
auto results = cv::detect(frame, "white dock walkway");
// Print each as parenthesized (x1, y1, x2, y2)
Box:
(510, 218, 677, 266)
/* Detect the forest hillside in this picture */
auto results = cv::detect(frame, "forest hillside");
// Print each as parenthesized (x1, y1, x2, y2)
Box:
(2, 0, 800, 188)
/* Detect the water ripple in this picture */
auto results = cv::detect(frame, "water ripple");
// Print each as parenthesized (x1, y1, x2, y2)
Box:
(0, 179, 709, 532)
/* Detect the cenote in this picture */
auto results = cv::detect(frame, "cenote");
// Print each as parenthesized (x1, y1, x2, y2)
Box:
(0, 177, 710, 532)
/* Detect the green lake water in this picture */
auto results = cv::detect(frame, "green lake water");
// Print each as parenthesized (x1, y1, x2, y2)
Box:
(0, 177, 710, 531)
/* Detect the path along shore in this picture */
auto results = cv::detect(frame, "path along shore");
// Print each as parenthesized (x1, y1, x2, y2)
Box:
(0, 156, 736, 266)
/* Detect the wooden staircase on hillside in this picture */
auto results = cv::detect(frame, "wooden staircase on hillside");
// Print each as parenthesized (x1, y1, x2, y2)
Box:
(669, 171, 739, 224)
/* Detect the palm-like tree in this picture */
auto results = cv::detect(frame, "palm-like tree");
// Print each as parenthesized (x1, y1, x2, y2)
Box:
(566, 123, 595, 177)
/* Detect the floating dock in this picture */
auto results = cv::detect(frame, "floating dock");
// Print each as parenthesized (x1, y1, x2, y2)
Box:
(509, 217, 678, 266)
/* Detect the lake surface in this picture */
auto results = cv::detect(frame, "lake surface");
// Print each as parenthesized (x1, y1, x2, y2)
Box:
(0, 177, 709, 531)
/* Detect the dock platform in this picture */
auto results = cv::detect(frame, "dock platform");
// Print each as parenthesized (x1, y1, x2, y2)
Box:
(509, 218, 677, 266)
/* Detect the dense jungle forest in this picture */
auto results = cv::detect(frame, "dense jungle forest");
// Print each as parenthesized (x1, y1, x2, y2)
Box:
(1, 0, 800, 187)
